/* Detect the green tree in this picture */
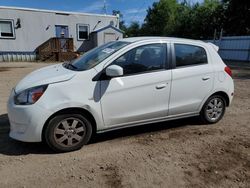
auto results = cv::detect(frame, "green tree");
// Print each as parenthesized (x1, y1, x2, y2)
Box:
(174, 2, 192, 38)
(189, 0, 222, 39)
(126, 21, 141, 37)
(141, 0, 179, 36)
(222, 0, 250, 35)
(124, 0, 249, 39)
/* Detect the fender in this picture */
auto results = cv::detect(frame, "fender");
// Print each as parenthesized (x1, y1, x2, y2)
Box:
(198, 88, 230, 112)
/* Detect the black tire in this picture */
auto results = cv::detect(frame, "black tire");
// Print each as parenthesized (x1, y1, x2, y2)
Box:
(45, 114, 92, 152)
(200, 95, 226, 124)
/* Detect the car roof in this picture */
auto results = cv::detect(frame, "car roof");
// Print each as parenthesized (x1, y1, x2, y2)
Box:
(120, 36, 205, 45)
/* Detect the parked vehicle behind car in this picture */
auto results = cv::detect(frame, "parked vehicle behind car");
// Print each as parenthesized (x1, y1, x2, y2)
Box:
(7, 37, 234, 152)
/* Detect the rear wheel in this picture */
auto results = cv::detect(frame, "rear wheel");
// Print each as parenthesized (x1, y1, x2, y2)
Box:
(200, 95, 226, 124)
(45, 114, 92, 152)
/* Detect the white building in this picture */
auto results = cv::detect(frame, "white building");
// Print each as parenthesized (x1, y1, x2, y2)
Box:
(0, 6, 123, 61)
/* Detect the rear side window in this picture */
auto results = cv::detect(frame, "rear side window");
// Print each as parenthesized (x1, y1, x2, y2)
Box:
(174, 44, 207, 67)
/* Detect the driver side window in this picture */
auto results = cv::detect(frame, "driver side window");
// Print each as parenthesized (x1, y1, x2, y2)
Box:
(112, 43, 167, 76)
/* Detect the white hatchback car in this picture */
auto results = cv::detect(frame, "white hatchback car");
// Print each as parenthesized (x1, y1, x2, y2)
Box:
(8, 37, 234, 152)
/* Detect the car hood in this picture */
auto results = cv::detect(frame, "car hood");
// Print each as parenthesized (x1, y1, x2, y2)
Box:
(15, 63, 76, 93)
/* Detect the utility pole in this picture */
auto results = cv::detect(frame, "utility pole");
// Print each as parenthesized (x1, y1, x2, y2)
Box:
(103, 0, 107, 15)
(213, 29, 217, 42)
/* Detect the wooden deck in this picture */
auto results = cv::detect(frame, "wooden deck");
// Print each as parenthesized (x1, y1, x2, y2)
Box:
(37, 37, 78, 61)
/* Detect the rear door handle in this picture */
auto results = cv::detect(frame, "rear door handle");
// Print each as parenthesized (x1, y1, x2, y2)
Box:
(202, 76, 210, 81)
(156, 83, 167, 89)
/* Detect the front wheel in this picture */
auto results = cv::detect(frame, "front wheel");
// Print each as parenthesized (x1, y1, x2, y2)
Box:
(45, 114, 92, 152)
(200, 95, 226, 124)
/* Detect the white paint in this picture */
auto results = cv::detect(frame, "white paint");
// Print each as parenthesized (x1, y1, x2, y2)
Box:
(7, 37, 234, 143)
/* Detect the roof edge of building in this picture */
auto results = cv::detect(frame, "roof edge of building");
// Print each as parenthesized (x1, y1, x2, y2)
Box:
(0, 6, 117, 18)
(93, 25, 124, 34)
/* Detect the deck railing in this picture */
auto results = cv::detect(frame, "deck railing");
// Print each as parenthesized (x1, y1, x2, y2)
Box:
(37, 37, 77, 61)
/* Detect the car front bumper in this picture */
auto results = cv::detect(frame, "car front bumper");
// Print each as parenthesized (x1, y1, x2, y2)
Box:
(7, 90, 49, 142)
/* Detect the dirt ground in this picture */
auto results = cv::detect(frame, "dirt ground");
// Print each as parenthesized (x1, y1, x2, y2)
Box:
(0, 62, 249, 188)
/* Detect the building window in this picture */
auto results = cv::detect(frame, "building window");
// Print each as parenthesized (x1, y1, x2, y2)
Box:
(0, 20, 15, 39)
(77, 24, 89, 40)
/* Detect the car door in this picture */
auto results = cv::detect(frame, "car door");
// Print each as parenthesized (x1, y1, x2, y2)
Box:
(100, 42, 172, 127)
(169, 43, 214, 115)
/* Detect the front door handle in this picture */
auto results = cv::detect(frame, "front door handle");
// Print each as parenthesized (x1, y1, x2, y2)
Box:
(156, 83, 167, 89)
(202, 76, 210, 81)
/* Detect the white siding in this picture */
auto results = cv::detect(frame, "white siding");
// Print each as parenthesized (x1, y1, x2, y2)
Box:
(0, 7, 119, 52)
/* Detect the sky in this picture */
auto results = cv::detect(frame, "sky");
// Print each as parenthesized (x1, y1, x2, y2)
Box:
(0, 0, 203, 25)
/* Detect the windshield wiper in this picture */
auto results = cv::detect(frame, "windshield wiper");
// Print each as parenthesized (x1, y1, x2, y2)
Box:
(63, 62, 78, 70)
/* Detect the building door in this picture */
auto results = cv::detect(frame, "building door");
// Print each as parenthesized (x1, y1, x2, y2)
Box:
(55, 25, 69, 52)
(55, 25, 69, 38)
(104, 33, 116, 43)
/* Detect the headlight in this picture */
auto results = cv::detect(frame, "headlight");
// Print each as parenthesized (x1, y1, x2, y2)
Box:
(14, 85, 48, 105)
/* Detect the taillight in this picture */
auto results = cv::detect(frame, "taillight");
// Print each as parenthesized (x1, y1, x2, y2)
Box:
(224, 66, 232, 77)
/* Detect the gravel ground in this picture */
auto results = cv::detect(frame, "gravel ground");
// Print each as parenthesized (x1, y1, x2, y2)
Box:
(0, 62, 249, 188)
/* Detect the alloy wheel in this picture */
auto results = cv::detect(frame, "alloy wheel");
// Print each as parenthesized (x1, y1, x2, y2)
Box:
(53, 117, 86, 147)
(205, 97, 224, 122)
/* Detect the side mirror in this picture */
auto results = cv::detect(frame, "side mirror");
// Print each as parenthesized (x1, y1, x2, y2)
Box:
(106, 65, 123, 77)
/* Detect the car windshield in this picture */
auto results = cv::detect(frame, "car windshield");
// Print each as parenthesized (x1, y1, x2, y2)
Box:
(63, 41, 130, 71)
